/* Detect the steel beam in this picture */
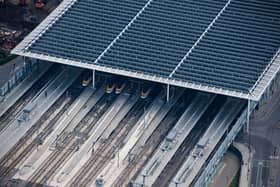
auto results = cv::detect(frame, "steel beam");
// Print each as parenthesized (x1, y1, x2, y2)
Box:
(11, 51, 257, 101)
(166, 84, 170, 102)
(92, 69, 95, 88)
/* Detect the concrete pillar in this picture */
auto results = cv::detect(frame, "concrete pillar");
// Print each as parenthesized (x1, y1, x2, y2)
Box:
(92, 69, 95, 88)
(166, 84, 170, 102)
(247, 98, 250, 134)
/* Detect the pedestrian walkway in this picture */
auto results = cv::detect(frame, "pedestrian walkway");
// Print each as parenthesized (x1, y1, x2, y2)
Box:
(209, 151, 240, 187)
(233, 142, 252, 187)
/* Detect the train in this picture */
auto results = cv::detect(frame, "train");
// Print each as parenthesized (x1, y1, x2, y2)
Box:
(82, 71, 92, 87)
(115, 80, 126, 94)
(141, 85, 152, 99)
(82, 76, 92, 87)
(106, 80, 116, 93)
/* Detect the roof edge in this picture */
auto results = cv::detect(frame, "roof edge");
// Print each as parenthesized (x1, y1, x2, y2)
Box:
(250, 48, 280, 100)
(11, 50, 257, 101)
(12, 0, 75, 54)
(11, 0, 280, 102)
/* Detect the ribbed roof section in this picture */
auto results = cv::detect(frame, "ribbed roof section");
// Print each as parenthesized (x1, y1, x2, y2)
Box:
(28, 0, 149, 61)
(97, 0, 227, 77)
(172, 0, 280, 93)
(12, 0, 280, 100)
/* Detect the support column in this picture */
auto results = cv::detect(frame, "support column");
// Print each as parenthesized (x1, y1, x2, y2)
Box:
(166, 84, 170, 102)
(92, 69, 95, 88)
(247, 97, 250, 134)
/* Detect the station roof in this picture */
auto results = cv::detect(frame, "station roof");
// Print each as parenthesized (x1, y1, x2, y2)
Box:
(12, 0, 280, 101)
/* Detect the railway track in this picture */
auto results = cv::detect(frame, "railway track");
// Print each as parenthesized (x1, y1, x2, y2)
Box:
(189, 101, 245, 187)
(25, 93, 117, 187)
(69, 97, 151, 187)
(189, 133, 225, 187)
(28, 135, 76, 186)
(0, 81, 82, 186)
(112, 93, 191, 187)
(152, 96, 227, 187)
(0, 65, 61, 133)
(73, 93, 117, 136)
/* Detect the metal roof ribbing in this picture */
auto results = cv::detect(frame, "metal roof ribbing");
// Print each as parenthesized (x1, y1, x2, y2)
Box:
(12, 0, 76, 54)
(27, 0, 149, 61)
(12, 0, 280, 101)
(173, 0, 280, 94)
(169, 0, 233, 78)
(97, 0, 228, 77)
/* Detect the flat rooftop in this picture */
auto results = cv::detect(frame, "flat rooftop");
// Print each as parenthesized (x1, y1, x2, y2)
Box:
(12, 0, 280, 101)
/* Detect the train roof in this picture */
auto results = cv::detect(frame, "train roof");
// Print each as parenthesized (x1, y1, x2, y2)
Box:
(12, 0, 280, 101)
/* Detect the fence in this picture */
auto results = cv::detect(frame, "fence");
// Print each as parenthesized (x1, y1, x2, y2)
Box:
(0, 58, 38, 97)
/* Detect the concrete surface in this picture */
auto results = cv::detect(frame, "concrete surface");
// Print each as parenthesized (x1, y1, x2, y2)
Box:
(135, 93, 214, 187)
(0, 68, 81, 160)
(51, 93, 130, 186)
(170, 99, 244, 187)
(209, 151, 240, 187)
(14, 84, 102, 181)
(233, 142, 252, 187)
(95, 96, 165, 187)
(246, 80, 280, 187)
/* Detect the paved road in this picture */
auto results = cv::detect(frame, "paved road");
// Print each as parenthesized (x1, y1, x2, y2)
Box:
(241, 82, 280, 187)
(249, 135, 276, 187)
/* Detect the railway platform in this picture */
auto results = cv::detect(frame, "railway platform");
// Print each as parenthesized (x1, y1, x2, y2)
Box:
(0, 67, 81, 160)
(0, 62, 51, 118)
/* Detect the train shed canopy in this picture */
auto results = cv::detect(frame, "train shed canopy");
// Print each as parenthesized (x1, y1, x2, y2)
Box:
(12, 0, 280, 101)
